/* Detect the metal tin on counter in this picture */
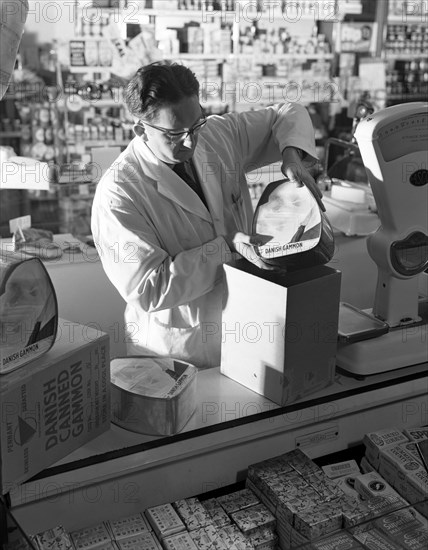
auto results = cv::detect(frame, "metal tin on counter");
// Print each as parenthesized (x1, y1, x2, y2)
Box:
(111, 356, 197, 436)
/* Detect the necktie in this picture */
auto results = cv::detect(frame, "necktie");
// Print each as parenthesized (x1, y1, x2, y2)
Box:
(173, 160, 208, 210)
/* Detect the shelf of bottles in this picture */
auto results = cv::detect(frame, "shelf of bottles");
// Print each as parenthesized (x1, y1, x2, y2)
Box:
(384, 0, 428, 103)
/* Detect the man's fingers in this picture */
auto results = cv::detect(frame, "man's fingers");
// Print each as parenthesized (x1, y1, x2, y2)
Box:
(283, 165, 326, 213)
(249, 233, 273, 246)
(234, 241, 276, 271)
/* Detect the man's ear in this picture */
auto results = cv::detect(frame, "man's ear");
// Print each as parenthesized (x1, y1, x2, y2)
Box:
(133, 123, 147, 140)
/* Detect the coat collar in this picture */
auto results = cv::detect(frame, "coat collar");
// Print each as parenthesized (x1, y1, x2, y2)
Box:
(132, 138, 224, 226)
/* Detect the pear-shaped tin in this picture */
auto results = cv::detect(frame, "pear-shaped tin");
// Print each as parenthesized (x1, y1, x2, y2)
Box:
(252, 179, 335, 270)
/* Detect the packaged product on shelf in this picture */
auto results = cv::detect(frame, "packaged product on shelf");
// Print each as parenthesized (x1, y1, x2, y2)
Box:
(339, 496, 372, 528)
(145, 503, 186, 540)
(70, 522, 112, 549)
(115, 532, 162, 550)
(173, 497, 213, 531)
(259, 471, 314, 504)
(307, 530, 365, 549)
(293, 501, 343, 540)
(275, 514, 291, 549)
(84, 543, 118, 550)
(245, 526, 277, 550)
(379, 441, 425, 488)
(245, 478, 276, 516)
(400, 441, 425, 463)
(406, 469, 428, 517)
(322, 460, 361, 480)
(333, 475, 361, 500)
(353, 528, 403, 550)
(188, 523, 228, 550)
(162, 531, 198, 550)
(230, 503, 276, 535)
(217, 488, 260, 515)
(217, 524, 254, 550)
(360, 456, 376, 474)
(374, 508, 428, 545)
(289, 524, 310, 548)
(201, 498, 232, 528)
(305, 471, 345, 501)
(106, 513, 152, 540)
(247, 449, 321, 492)
(353, 471, 409, 502)
(31, 526, 73, 550)
(363, 428, 409, 468)
(342, 494, 413, 530)
(403, 427, 428, 442)
(248, 455, 294, 480)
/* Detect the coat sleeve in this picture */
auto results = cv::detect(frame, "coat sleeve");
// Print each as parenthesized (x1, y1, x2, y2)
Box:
(206, 102, 318, 171)
(91, 182, 231, 313)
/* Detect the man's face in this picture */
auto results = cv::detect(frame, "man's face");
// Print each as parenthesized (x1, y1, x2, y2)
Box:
(135, 95, 205, 165)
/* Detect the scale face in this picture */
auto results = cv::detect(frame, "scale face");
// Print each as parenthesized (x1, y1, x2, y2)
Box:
(377, 112, 428, 163)
(355, 104, 428, 238)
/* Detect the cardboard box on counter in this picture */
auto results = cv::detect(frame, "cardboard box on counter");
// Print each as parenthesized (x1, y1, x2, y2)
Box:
(221, 261, 341, 406)
(0, 319, 110, 494)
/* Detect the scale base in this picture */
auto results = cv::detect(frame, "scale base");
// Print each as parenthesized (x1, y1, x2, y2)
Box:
(336, 302, 428, 377)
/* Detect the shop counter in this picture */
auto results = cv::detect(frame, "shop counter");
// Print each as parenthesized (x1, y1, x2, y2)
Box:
(7, 359, 427, 533)
(2, 231, 427, 533)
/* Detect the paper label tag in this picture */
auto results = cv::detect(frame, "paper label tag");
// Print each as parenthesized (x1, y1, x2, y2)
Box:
(9, 215, 31, 234)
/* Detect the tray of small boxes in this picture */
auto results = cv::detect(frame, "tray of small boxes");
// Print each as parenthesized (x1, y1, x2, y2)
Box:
(14, 425, 428, 550)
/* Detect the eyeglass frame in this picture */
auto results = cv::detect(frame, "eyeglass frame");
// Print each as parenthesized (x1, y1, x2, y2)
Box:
(135, 106, 207, 143)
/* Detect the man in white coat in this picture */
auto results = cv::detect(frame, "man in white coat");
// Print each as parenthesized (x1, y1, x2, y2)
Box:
(91, 61, 322, 369)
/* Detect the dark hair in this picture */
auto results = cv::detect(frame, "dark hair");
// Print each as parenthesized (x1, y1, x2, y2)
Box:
(125, 61, 200, 121)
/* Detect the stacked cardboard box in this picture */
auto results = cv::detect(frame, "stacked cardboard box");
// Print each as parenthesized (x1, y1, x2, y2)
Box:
(246, 447, 428, 549)
(363, 426, 428, 518)
(27, 427, 428, 549)
(31, 489, 276, 549)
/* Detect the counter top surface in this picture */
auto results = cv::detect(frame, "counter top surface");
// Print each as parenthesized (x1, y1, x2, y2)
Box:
(48, 360, 427, 468)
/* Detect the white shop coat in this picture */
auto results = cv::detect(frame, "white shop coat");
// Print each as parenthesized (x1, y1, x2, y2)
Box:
(91, 103, 317, 368)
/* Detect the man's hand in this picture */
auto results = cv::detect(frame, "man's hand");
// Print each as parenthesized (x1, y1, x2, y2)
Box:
(224, 231, 276, 270)
(281, 147, 325, 212)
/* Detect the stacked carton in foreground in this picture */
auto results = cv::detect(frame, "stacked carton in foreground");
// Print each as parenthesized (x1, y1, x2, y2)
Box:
(246, 446, 428, 549)
(28, 427, 428, 549)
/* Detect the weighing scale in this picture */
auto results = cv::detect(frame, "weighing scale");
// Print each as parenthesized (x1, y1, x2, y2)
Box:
(336, 102, 428, 376)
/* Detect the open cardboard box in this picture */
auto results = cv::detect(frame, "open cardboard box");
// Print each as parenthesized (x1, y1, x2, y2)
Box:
(220, 260, 341, 406)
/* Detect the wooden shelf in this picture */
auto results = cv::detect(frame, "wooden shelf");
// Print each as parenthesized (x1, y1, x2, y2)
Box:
(234, 53, 334, 60)
(384, 53, 427, 59)
(138, 8, 236, 18)
(171, 53, 232, 59)
(69, 66, 112, 73)
(67, 140, 129, 147)
(387, 93, 428, 101)
(387, 14, 428, 23)
(138, 8, 339, 22)
(0, 131, 21, 138)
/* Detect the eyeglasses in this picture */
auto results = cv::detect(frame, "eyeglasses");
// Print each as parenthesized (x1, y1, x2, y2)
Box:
(137, 109, 207, 143)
